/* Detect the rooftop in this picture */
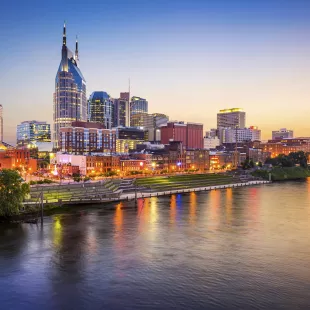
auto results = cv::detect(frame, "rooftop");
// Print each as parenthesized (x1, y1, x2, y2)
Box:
(218, 108, 244, 114)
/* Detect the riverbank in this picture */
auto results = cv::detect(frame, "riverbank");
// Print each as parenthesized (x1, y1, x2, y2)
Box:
(19, 180, 271, 217)
(252, 166, 310, 181)
(0, 179, 271, 223)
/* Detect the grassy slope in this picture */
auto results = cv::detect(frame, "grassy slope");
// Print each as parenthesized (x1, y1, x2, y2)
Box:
(136, 174, 237, 191)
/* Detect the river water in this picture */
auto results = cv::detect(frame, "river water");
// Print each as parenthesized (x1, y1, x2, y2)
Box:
(1, 181, 310, 309)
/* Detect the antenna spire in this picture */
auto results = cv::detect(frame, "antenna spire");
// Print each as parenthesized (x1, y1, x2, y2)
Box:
(75, 35, 79, 61)
(63, 20, 66, 46)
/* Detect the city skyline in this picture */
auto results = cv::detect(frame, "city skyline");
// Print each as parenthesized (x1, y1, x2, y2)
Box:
(1, 0, 310, 144)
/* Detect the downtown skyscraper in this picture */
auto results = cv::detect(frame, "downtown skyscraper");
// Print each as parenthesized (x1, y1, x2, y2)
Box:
(53, 23, 87, 148)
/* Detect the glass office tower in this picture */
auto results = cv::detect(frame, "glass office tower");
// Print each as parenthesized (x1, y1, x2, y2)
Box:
(88, 91, 113, 129)
(17, 121, 51, 146)
(130, 96, 148, 126)
(53, 23, 87, 148)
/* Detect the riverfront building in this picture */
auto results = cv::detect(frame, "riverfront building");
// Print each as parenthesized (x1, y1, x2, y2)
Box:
(88, 91, 113, 129)
(17, 121, 51, 146)
(59, 121, 147, 154)
(53, 23, 87, 148)
(60, 122, 116, 154)
(260, 138, 310, 158)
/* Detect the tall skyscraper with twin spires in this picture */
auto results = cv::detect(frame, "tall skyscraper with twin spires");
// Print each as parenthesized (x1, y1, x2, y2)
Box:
(53, 23, 87, 148)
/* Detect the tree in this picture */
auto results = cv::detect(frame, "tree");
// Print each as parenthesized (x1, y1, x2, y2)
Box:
(288, 151, 308, 168)
(0, 169, 30, 217)
(242, 156, 252, 170)
(72, 172, 81, 182)
(277, 154, 294, 167)
(249, 160, 255, 168)
(265, 154, 294, 167)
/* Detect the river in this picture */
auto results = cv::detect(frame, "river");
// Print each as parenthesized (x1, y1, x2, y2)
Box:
(1, 181, 310, 309)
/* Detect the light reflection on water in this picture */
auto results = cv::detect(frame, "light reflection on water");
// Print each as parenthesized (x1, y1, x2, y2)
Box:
(1, 182, 310, 309)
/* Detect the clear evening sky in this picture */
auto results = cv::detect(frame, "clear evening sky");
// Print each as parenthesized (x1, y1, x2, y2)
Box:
(1, 0, 310, 144)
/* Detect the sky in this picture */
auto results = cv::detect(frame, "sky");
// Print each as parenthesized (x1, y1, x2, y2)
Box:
(1, 0, 310, 144)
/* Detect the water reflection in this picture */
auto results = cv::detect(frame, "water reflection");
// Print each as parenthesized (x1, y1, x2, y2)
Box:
(225, 188, 233, 225)
(170, 195, 177, 224)
(114, 202, 124, 232)
(207, 189, 221, 231)
(53, 216, 62, 248)
(1, 183, 310, 310)
(189, 192, 197, 225)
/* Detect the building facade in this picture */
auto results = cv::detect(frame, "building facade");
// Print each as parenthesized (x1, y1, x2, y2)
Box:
(53, 23, 87, 148)
(60, 122, 116, 154)
(260, 138, 310, 158)
(59, 123, 147, 154)
(272, 128, 294, 140)
(204, 136, 220, 150)
(131, 113, 169, 142)
(0, 148, 37, 172)
(220, 126, 261, 144)
(88, 91, 113, 129)
(161, 122, 203, 149)
(17, 121, 51, 146)
(115, 127, 146, 153)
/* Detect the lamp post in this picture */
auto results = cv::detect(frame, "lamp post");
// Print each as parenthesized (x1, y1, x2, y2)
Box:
(177, 161, 181, 173)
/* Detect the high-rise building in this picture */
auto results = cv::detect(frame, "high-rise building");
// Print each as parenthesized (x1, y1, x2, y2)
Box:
(220, 126, 261, 144)
(88, 91, 113, 129)
(0, 105, 3, 142)
(17, 121, 51, 146)
(161, 122, 203, 149)
(272, 128, 293, 140)
(130, 96, 148, 125)
(131, 113, 169, 142)
(114, 95, 130, 127)
(217, 108, 245, 129)
(53, 23, 87, 148)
